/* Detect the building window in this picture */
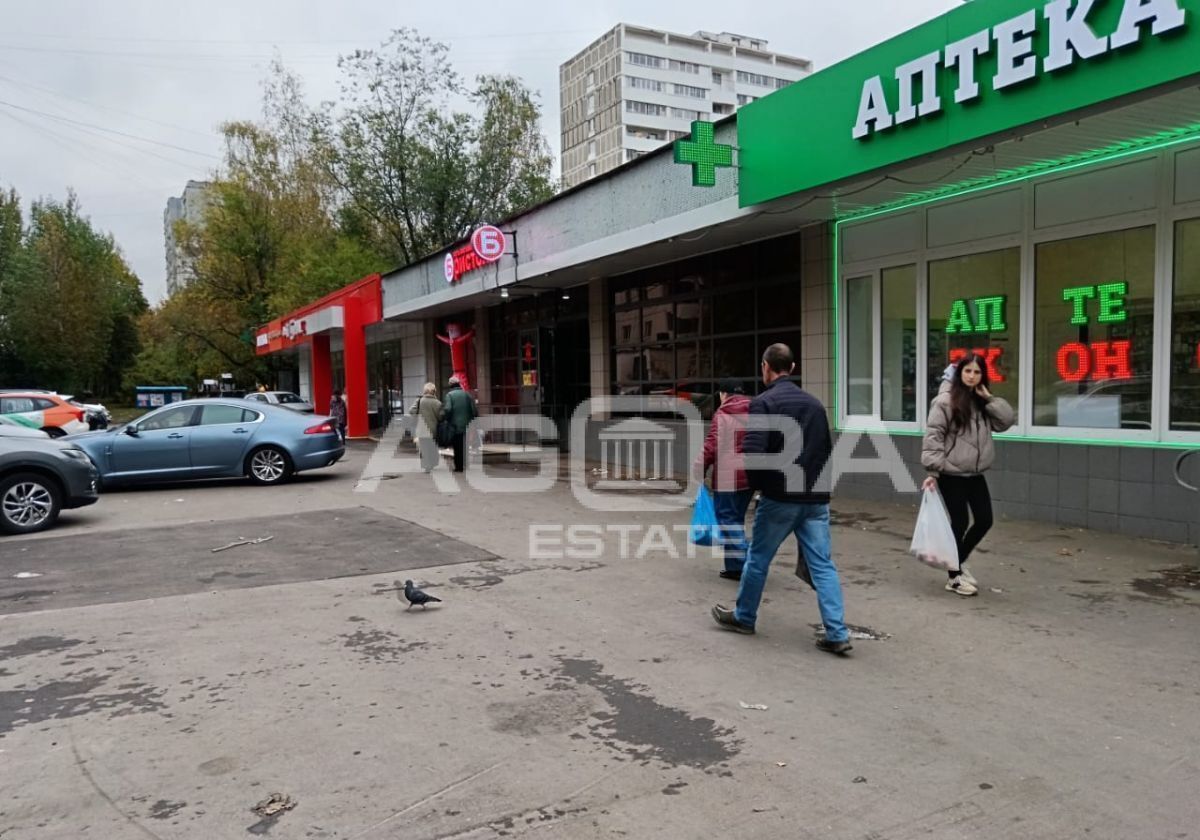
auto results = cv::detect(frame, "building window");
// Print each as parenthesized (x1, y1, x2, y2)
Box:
(882, 265, 917, 422)
(669, 59, 701, 74)
(673, 84, 708, 98)
(588, 163, 597, 178)
(712, 71, 723, 85)
(626, 100, 667, 117)
(774, 78, 792, 90)
(713, 103, 734, 116)
(737, 70, 772, 87)
(626, 51, 664, 69)
(586, 94, 595, 116)
(626, 75, 663, 92)
(587, 140, 597, 159)
(611, 236, 802, 417)
(625, 149, 644, 162)
(928, 248, 1022, 414)
(627, 126, 666, 141)
(1171, 217, 1200, 431)
(670, 107, 701, 121)
(587, 70, 596, 87)
(736, 94, 755, 106)
(1034, 227, 1156, 430)
(845, 275, 874, 416)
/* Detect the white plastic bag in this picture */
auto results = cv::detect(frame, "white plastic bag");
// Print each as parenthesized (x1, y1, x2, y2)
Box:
(909, 487, 960, 572)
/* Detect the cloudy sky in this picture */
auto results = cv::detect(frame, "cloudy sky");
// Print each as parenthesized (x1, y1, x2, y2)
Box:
(0, 0, 959, 304)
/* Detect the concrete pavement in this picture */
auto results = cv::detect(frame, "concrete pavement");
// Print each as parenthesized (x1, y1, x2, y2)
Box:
(1, 441, 1198, 839)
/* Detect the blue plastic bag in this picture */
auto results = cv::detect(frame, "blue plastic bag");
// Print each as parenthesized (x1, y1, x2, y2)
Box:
(689, 486, 719, 546)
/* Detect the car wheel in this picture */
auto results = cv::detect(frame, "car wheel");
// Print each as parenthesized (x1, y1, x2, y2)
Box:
(42, 427, 66, 439)
(246, 446, 293, 486)
(0, 472, 63, 535)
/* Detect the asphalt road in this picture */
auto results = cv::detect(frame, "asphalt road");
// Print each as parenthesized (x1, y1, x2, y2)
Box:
(1, 442, 1198, 839)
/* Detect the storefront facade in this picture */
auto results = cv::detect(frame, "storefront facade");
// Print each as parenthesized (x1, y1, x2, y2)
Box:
(255, 275, 384, 439)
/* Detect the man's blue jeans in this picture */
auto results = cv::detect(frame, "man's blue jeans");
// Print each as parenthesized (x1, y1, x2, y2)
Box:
(713, 489, 753, 573)
(734, 497, 849, 643)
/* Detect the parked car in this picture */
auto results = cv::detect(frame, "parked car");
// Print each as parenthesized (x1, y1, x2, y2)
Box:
(244, 391, 314, 413)
(0, 435, 100, 535)
(0, 389, 110, 429)
(69, 399, 344, 488)
(0, 392, 90, 437)
(0, 416, 51, 439)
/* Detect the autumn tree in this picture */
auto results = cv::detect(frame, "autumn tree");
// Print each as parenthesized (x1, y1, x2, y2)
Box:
(0, 193, 146, 396)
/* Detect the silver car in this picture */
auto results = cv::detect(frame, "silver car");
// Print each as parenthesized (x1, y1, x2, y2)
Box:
(244, 391, 315, 413)
(69, 399, 343, 487)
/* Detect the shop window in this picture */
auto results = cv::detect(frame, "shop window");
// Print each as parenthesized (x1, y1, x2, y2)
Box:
(881, 265, 917, 422)
(1171, 218, 1200, 432)
(643, 346, 674, 381)
(674, 298, 709, 338)
(845, 275, 873, 415)
(642, 304, 674, 342)
(756, 283, 803, 330)
(713, 289, 755, 334)
(713, 334, 757, 378)
(928, 249, 1021, 413)
(677, 343, 700, 379)
(1034, 227, 1155, 430)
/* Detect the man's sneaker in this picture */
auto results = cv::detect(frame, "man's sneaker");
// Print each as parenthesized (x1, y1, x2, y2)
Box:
(945, 577, 978, 596)
(710, 604, 755, 634)
(959, 565, 977, 586)
(815, 638, 853, 656)
(718, 570, 742, 582)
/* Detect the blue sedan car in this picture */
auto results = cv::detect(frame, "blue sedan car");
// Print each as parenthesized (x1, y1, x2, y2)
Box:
(69, 399, 344, 487)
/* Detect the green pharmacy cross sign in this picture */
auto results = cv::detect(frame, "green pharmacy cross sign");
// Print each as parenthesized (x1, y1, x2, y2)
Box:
(674, 121, 733, 187)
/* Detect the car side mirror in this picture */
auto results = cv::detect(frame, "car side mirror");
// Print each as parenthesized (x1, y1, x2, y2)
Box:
(124, 425, 139, 437)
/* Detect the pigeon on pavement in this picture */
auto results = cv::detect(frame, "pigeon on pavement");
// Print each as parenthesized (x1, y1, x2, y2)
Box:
(403, 579, 442, 610)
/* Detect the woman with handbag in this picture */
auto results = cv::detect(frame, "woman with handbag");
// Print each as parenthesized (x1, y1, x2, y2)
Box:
(410, 383, 444, 472)
(921, 354, 1015, 596)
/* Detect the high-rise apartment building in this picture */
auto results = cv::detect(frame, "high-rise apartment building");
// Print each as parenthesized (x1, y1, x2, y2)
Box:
(559, 25, 811, 189)
(163, 180, 213, 297)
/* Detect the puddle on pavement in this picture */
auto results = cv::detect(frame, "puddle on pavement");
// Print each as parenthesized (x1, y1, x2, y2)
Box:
(1128, 565, 1200, 605)
(340, 628, 429, 663)
(554, 658, 740, 770)
(0, 674, 166, 737)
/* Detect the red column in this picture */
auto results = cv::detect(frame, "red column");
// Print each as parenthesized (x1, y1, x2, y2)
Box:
(343, 299, 369, 439)
(311, 335, 332, 417)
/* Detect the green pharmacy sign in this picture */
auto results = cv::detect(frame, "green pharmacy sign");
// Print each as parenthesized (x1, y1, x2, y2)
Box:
(674, 121, 734, 187)
(738, 0, 1200, 207)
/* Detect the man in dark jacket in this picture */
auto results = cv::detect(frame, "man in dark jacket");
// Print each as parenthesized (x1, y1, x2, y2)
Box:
(442, 376, 477, 472)
(695, 378, 753, 580)
(710, 343, 852, 655)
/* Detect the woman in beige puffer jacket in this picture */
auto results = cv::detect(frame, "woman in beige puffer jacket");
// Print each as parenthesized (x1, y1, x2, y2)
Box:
(921, 354, 1015, 596)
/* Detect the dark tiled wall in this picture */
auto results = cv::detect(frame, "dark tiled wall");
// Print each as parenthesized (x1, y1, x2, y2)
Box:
(832, 433, 1200, 546)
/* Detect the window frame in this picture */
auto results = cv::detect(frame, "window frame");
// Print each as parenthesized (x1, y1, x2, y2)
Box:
(836, 143, 1200, 446)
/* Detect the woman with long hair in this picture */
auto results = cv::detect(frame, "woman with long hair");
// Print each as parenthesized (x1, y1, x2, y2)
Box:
(921, 354, 1016, 596)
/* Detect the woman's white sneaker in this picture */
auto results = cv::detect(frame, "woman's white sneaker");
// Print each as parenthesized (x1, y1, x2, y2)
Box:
(959, 565, 977, 586)
(946, 577, 978, 596)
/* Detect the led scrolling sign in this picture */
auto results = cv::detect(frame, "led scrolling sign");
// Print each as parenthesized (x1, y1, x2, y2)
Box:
(944, 282, 1138, 384)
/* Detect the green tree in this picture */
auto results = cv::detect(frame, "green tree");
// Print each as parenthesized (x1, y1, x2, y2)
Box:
(0, 193, 146, 396)
(311, 28, 555, 265)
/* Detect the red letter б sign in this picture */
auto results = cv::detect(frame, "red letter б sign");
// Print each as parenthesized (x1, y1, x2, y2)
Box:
(445, 226, 507, 284)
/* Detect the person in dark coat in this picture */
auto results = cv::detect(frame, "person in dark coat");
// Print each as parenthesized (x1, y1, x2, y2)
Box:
(441, 376, 477, 472)
(695, 378, 753, 580)
(710, 343, 852, 655)
(329, 388, 348, 443)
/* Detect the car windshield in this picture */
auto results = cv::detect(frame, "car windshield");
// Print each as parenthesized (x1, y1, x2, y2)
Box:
(276, 393, 304, 404)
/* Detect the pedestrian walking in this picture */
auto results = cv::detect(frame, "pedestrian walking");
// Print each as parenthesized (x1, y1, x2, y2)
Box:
(694, 378, 753, 581)
(920, 353, 1015, 596)
(410, 382, 444, 472)
(441, 375, 478, 473)
(329, 388, 348, 444)
(709, 343, 853, 655)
